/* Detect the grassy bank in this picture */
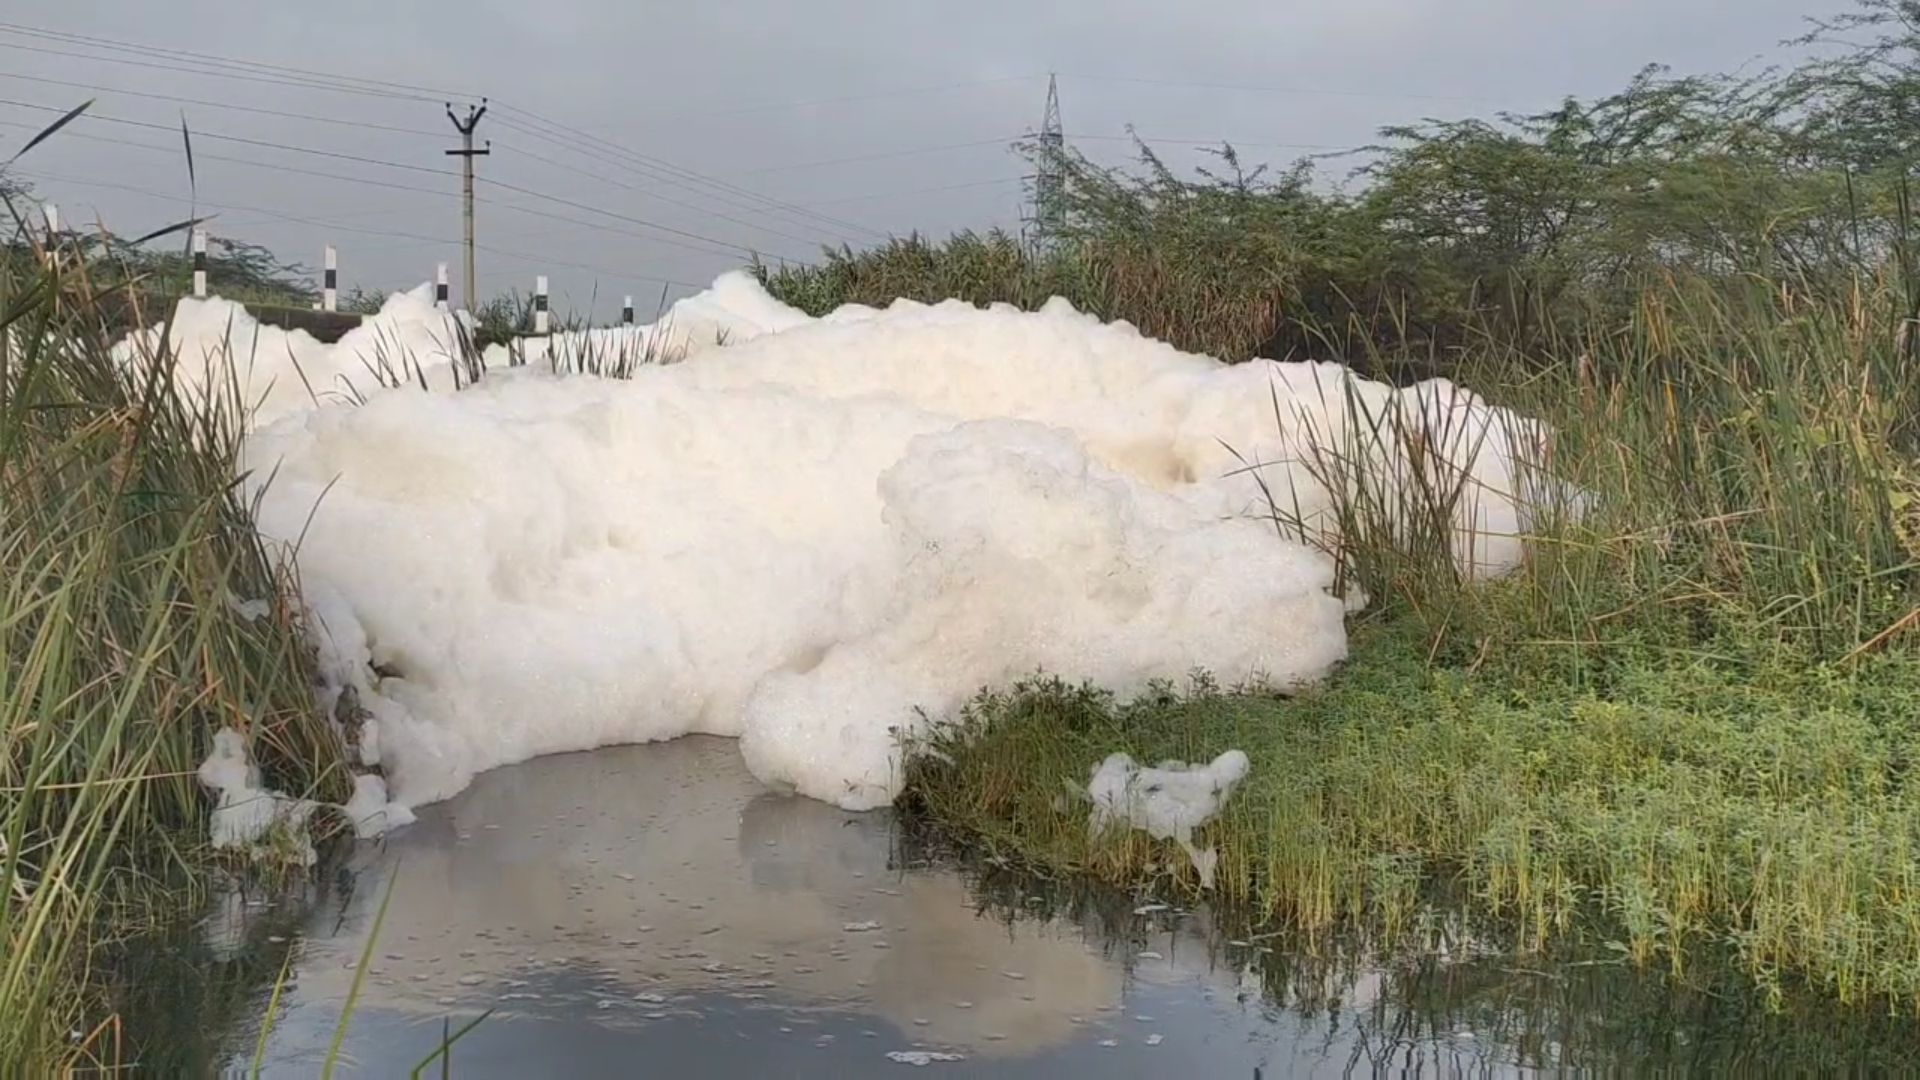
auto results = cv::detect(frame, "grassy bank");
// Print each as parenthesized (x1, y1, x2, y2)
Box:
(0, 198, 352, 1069)
(961, 858, 1920, 1072)
(738, 0, 1920, 1012)
(896, 265, 1920, 1012)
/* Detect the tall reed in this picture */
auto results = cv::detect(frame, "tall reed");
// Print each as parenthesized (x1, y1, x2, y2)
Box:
(0, 189, 350, 1070)
(899, 265, 1920, 1011)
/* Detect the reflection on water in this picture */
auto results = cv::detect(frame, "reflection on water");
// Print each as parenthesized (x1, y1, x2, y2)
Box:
(104, 736, 1920, 1076)
(222, 737, 1510, 1076)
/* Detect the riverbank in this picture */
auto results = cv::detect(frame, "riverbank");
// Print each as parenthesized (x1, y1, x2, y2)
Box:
(0, 219, 352, 1070)
(900, 621, 1920, 1006)
(129, 736, 1920, 1075)
(896, 269, 1920, 1012)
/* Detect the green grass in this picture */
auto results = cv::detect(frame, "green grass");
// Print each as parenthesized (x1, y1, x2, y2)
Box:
(896, 265, 1920, 1013)
(962, 857, 1920, 1072)
(0, 157, 354, 1070)
(904, 630, 1920, 1005)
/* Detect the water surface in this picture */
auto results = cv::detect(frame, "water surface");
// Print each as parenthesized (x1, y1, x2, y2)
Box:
(147, 736, 1920, 1077)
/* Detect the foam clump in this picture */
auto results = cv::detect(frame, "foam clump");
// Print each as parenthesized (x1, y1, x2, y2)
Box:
(342, 773, 399, 837)
(196, 728, 323, 867)
(112, 283, 477, 432)
(196, 727, 402, 858)
(147, 271, 1554, 830)
(886, 1050, 967, 1065)
(113, 271, 815, 437)
(735, 421, 1346, 808)
(1086, 749, 1252, 888)
(481, 270, 813, 370)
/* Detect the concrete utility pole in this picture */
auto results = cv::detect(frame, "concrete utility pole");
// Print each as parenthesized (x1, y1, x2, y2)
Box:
(444, 99, 490, 312)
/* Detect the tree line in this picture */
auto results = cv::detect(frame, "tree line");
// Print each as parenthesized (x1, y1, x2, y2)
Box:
(757, 0, 1920, 376)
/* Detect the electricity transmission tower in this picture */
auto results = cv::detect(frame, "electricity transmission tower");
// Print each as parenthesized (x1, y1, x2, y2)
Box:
(1024, 73, 1066, 252)
(445, 99, 490, 312)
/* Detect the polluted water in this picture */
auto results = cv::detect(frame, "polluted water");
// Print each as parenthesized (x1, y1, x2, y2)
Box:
(148, 737, 1920, 1076)
(203, 739, 1516, 1076)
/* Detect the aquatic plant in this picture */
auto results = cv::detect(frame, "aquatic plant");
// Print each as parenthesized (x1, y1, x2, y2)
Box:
(0, 113, 351, 1071)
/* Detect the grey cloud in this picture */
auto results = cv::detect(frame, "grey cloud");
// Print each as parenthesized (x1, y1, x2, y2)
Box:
(2, 0, 1828, 318)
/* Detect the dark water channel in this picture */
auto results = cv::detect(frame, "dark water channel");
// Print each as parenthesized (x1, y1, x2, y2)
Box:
(115, 737, 1920, 1077)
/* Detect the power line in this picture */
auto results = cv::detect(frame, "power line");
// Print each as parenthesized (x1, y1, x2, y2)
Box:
(1056, 71, 1505, 106)
(801, 175, 1024, 208)
(12, 161, 1021, 272)
(9, 166, 705, 290)
(0, 96, 462, 179)
(0, 21, 1394, 260)
(0, 88, 860, 252)
(0, 30, 878, 246)
(8, 21, 1499, 114)
(0, 97, 1351, 224)
(0, 21, 884, 244)
(0, 70, 446, 138)
(0, 115, 459, 198)
(0, 39, 433, 104)
(483, 109, 888, 243)
(0, 22, 464, 102)
(609, 74, 1047, 125)
(489, 101, 909, 237)
(0, 100, 803, 259)
(16, 166, 451, 246)
(393, 175, 1028, 250)
(726, 135, 1022, 177)
(0, 21, 1040, 252)
(0, 116, 757, 261)
(1065, 131, 1354, 152)
(477, 172, 808, 259)
(1, 100, 1348, 256)
(490, 144, 853, 249)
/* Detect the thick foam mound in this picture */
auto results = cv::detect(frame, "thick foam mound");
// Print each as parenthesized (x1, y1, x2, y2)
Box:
(111, 271, 815, 435)
(112, 283, 474, 431)
(479, 270, 814, 370)
(153, 272, 1553, 825)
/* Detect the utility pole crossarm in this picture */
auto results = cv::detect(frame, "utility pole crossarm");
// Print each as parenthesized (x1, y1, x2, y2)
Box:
(445, 98, 490, 313)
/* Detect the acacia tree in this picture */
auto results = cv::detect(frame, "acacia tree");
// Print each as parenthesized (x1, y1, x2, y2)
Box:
(1783, 0, 1920, 171)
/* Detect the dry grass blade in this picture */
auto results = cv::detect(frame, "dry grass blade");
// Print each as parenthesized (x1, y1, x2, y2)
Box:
(4, 100, 94, 166)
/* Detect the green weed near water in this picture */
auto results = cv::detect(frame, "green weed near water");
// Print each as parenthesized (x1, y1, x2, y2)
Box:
(0, 126, 354, 1070)
(898, 267, 1920, 1013)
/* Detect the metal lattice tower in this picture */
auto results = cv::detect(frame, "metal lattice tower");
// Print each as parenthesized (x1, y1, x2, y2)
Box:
(1027, 73, 1065, 250)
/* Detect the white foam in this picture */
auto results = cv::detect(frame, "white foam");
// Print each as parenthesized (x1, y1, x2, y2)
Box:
(159, 272, 1553, 829)
(196, 728, 322, 866)
(1086, 749, 1252, 888)
(112, 283, 477, 432)
(479, 269, 813, 370)
(734, 421, 1347, 808)
(341, 773, 396, 836)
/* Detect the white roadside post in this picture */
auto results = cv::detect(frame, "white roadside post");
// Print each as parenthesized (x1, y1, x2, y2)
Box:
(191, 228, 208, 298)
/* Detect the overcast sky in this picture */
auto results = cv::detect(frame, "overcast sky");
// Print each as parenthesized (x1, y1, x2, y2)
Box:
(1, 0, 1824, 319)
